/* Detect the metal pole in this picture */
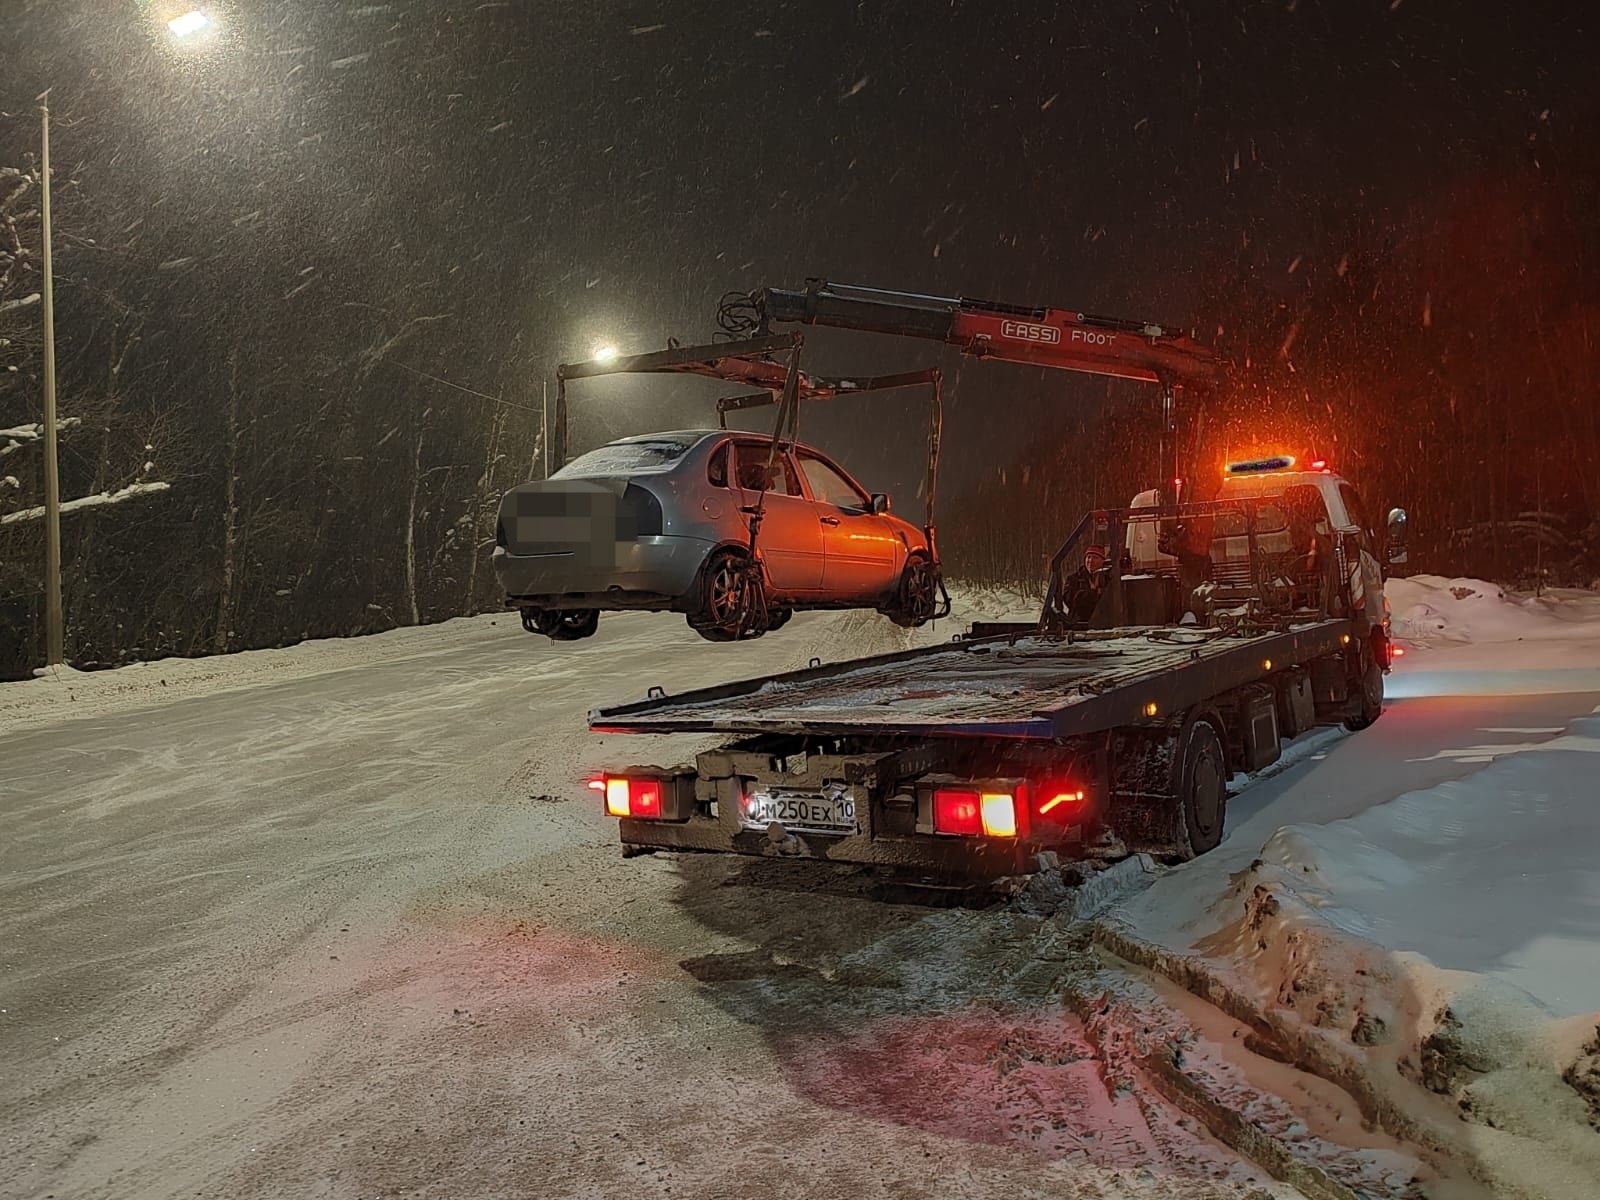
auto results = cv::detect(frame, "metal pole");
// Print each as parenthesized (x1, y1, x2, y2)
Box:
(541, 379, 549, 478)
(38, 91, 63, 667)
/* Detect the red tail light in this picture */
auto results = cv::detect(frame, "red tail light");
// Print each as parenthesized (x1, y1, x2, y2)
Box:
(933, 788, 1020, 837)
(602, 776, 663, 819)
(933, 788, 982, 835)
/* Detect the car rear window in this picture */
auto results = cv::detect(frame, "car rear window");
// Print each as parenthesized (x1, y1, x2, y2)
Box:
(553, 438, 698, 479)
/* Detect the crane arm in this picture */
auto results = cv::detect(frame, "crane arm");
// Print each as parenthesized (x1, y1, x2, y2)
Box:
(749, 280, 1219, 388)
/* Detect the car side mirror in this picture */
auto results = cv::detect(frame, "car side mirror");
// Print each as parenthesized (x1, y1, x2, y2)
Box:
(870, 493, 891, 515)
(1385, 507, 1409, 565)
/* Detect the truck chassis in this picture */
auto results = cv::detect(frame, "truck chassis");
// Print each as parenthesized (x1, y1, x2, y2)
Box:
(590, 614, 1369, 876)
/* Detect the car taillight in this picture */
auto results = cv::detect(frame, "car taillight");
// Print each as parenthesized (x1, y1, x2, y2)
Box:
(602, 776, 663, 819)
(933, 788, 1019, 838)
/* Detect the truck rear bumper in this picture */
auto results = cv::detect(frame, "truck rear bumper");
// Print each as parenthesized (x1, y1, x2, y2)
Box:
(618, 812, 1046, 876)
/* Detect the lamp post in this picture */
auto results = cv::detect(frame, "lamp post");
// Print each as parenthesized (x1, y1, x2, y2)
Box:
(30, 13, 212, 667)
(37, 90, 62, 667)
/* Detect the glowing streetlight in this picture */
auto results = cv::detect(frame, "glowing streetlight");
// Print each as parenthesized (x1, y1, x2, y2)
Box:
(167, 10, 211, 39)
(591, 343, 619, 364)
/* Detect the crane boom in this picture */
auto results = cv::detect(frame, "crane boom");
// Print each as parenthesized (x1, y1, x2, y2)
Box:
(751, 280, 1219, 388)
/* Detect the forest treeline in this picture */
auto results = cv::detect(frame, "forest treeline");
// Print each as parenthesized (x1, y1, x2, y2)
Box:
(943, 160, 1600, 595)
(4, 105, 1597, 677)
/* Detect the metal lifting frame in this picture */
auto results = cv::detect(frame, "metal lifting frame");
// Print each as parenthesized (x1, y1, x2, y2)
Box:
(744, 279, 1221, 503)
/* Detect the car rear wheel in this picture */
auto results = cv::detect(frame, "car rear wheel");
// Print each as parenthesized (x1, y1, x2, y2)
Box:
(887, 553, 939, 628)
(523, 608, 600, 641)
(689, 550, 764, 642)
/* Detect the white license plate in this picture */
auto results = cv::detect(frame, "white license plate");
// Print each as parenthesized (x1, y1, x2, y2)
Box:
(740, 786, 857, 834)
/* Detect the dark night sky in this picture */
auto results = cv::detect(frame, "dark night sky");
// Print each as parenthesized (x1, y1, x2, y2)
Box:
(3, 0, 1593, 508)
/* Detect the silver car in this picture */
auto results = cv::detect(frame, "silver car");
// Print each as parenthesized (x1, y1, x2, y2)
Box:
(493, 430, 940, 641)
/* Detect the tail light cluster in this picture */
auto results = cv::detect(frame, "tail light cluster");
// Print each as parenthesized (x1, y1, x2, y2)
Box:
(589, 772, 693, 821)
(924, 778, 1091, 839)
(932, 788, 1022, 838)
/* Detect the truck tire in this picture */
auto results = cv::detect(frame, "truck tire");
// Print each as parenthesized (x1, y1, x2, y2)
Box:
(1175, 718, 1228, 858)
(1344, 657, 1384, 731)
(1110, 712, 1228, 860)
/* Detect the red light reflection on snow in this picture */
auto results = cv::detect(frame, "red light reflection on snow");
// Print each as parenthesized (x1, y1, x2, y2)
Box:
(779, 1006, 1232, 1170)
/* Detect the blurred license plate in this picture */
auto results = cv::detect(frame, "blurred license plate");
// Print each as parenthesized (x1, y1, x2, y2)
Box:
(741, 786, 857, 834)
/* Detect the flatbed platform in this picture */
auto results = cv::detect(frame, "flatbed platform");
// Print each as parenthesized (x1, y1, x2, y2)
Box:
(590, 620, 1353, 741)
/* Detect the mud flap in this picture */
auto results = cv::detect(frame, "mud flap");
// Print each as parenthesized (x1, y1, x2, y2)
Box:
(1108, 720, 1185, 856)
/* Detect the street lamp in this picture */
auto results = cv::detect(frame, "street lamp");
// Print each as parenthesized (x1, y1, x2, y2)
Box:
(167, 10, 211, 38)
(36, 91, 62, 666)
(591, 343, 619, 364)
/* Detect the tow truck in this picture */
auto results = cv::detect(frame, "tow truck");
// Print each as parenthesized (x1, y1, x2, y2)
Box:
(584, 281, 1409, 871)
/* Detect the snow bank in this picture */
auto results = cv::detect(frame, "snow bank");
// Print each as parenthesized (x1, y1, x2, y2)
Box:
(1387, 576, 1600, 696)
(1388, 575, 1600, 645)
(0, 584, 1036, 737)
(1112, 712, 1600, 1197)
(1252, 713, 1600, 1018)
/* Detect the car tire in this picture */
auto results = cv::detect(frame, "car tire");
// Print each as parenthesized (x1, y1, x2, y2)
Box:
(529, 608, 599, 641)
(1174, 718, 1228, 859)
(887, 553, 938, 628)
(689, 550, 763, 642)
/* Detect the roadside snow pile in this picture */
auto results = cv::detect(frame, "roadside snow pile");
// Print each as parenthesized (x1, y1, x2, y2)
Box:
(1110, 707, 1600, 1199)
(1386, 576, 1600, 696)
(1388, 575, 1600, 646)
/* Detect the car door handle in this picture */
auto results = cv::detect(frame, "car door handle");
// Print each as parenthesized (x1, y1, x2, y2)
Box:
(819, 515, 841, 526)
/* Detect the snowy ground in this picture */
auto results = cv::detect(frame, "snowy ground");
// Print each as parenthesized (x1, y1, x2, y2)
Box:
(1110, 577, 1600, 1199)
(2, 580, 1597, 1199)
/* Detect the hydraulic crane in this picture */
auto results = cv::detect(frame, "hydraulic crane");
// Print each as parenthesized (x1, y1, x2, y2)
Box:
(723, 279, 1221, 501)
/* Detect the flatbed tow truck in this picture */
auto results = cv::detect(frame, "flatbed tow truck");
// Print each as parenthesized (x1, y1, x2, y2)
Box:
(582, 282, 1409, 874)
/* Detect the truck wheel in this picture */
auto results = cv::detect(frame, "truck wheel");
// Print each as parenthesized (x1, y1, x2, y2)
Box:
(1344, 657, 1384, 730)
(887, 554, 938, 628)
(1176, 719, 1228, 858)
(689, 550, 763, 642)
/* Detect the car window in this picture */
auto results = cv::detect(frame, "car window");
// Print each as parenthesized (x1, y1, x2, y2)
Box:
(707, 442, 729, 488)
(799, 454, 870, 510)
(553, 438, 696, 479)
(733, 442, 801, 496)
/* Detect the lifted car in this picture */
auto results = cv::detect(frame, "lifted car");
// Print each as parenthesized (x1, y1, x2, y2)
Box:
(494, 430, 940, 642)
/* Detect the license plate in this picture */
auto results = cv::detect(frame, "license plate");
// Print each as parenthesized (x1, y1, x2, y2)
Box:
(740, 784, 857, 834)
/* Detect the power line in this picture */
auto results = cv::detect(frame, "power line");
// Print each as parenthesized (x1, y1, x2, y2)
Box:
(388, 362, 541, 415)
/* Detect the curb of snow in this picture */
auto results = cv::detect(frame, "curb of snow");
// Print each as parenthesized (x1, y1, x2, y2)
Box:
(1089, 916, 1439, 1146)
(1088, 915, 1599, 1200)
(1053, 933, 1408, 1199)
(1129, 1042, 1364, 1200)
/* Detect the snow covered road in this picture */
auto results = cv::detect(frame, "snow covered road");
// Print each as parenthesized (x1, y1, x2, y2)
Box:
(2, 588, 1598, 1198)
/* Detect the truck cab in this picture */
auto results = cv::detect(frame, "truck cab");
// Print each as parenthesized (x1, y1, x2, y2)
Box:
(1124, 455, 1402, 656)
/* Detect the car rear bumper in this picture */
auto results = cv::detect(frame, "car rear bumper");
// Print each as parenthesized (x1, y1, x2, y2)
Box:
(493, 535, 712, 610)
